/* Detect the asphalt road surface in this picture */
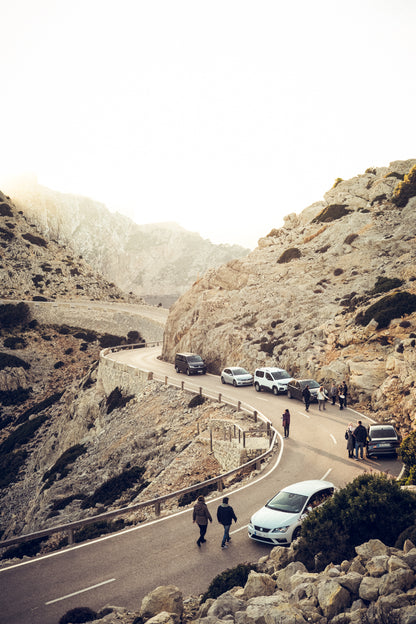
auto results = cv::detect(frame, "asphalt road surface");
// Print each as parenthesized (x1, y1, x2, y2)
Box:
(0, 347, 402, 624)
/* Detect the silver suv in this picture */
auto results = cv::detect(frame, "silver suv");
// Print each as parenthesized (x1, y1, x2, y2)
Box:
(254, 367, 293, 395)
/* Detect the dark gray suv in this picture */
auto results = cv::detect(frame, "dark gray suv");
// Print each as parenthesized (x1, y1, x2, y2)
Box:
(175, 352, 207, 375)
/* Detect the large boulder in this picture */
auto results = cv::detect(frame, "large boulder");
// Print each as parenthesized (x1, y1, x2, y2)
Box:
(242, 571, 276, 599)
(140, 585, 183, 620)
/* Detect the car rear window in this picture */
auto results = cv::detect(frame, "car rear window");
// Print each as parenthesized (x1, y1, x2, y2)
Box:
(371, 428, 397, 439)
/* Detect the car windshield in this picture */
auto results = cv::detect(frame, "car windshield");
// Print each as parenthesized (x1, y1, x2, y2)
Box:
(188, 356, 202, 363)
(301, 380, 320, 389)
(271, 371, 290, 380)
(267, 490, 308, 513)
(233, 368, 249, 375)
(371, 428, 397, 439)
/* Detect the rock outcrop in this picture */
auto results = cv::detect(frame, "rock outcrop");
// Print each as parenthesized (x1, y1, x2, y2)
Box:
(74, 538, 416, 624)
(162, 160, 416, 429)
(2, 177, 249, 305)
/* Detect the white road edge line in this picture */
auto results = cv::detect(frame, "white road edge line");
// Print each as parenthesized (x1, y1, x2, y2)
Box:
(45, 578, 116, 605)
(321, 468, 332, 481)
(330, 434, 337, 445)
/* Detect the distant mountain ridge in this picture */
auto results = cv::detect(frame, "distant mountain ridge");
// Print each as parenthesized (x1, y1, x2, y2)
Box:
(3, 178, 249, 306)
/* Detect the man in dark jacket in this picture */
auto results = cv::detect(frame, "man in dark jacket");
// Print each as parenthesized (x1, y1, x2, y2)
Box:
(302, 385, 311, 412)
(353, 420, 367, 460)
(217, 496, 237, 549)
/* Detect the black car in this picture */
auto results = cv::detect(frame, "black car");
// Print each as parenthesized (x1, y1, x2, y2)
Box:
(287, 379, 320, 402)
(366, 424, 401, 459)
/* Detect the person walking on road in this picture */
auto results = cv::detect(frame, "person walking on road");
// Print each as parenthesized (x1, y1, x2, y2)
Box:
(193, 495, 212, 547)
(338, 384, 345, 410)
(342, 381, 348, 407)
(329, 383, 338, 406)
(282, 409, 291, 438)
(217, 496, 237, 549)
(353, 420, 367, 460)
(302, 384, 311, 412)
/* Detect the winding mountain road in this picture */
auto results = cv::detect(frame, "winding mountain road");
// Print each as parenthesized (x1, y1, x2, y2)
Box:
(0, 346, 402, 624)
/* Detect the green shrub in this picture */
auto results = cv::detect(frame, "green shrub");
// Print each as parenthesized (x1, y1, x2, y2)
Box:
(0, 413, 48, 457)
(355, 291, 416, 329)
(399, 432, 416, 474)
(0, 387, 31, 406)
(59, 607, 98, 624)
(0, 448, 28, 489)
(369, 276, 404, 295)
(106, 387, 134, 414)
(22, 232, 47, 247)
(332, 178, 343, 188)
(188, 394, 205, 408)
(99, 334, 125, 348)
(0, 202, 13, 217)
(392, 164, 416, 207)
(296, 474, 416, 570)
(127, 330, 143, 344)
(81, 466, 145, 509)
(0, 302, 30, 328)
(201, 563, 257, 602)
(15, 391, 63, 425)
(3, 336, 27, 349)
(42, 444, 87, 489)
(48, 493, 86, 516)
(0, 353, 30, 370)
(2, 537, 46, 561)
(277, 247, 301, 263)
(0, 226, 15, 241)
(311, 204, 351, 224)
(395, 525, 416, 550)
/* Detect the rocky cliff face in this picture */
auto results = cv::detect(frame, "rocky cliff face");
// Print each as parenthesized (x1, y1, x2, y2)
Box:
(0, 191, 137, 303)
(3, 178, 249, 305)
(162, 160, 416, 430)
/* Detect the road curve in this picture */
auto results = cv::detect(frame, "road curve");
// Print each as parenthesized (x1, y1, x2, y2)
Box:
(0, 347, 402, 624)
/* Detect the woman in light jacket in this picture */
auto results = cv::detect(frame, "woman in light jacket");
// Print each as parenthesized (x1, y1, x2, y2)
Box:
(193, 495, 212, 547)
(317, 386, 328, 411)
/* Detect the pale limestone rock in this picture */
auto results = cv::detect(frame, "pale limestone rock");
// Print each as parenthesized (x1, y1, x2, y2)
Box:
(336, 571, 363, 594)
(263, 603, 308, 624)
(359, 576, 382, 601)
(241, 571, 276, 599)
(275, 561, 308, 592)
(316, 578, 351, 619)
(366, 555, 389, 577)
(355, 539, 391, 560)
(140, 585, 183, 620)
(379, 568, 415, 596)
(207, 591, 246, 619)
(145, 612, 180, 624)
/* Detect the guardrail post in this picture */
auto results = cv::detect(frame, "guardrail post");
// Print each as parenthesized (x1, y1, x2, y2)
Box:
(243, 431, 246, 448)
(256, 459, 261, 470)
(267, 422, 271, 436)
(155, 501, 161, 516)
(210, 429, 213, 452)
(148, 372, 153, 380)
(253, 410, 257, 422)
(238, 429, 241, 444)
(218, 479, 223, 492)
(237, 401, 241, 411)
(199, 387, 202, 396)
(181, 381, 184, 390)
(164, 376, 168, 385)
(68, 528, 74, 545)
(218, 393, 222, 403)
(229, 428, 232, 442)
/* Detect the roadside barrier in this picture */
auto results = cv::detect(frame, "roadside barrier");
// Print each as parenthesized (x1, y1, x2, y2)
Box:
(0, 343, 278, 550)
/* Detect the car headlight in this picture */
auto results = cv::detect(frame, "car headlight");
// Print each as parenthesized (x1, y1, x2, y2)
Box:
(271, 525, 291, 533)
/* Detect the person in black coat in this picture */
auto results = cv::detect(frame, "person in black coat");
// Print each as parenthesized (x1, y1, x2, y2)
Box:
(302, 385, 311, 411)
(217, 497, 237, 549)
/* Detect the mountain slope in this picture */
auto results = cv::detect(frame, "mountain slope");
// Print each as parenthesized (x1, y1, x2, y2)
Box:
(162, 159, 416, 429)
(3, 178, 249, 305)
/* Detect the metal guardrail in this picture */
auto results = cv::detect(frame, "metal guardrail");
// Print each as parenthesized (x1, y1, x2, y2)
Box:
(0, 343, 278, 550)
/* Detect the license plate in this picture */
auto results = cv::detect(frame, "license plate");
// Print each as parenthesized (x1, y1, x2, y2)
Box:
(378, 443, 390, 448)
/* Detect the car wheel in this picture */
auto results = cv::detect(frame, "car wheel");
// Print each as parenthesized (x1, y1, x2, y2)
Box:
(233, 380, 237, 387)
(292, 527, 301, 541)
(255, 382, 261, 392)
(272, 386, 278, 396)
(287, 390, 292, 399)
(221, 376, 226, 384)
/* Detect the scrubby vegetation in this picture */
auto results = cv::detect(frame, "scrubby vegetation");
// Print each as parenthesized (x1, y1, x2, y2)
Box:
(277, 247, 301, 263)
(22, 232, 48, 247)
(0, 387, 32, 406)
(106, 387, 134, 414)
(59, 607, 98, 624)
(398, 431, 416, 485)
(80, 466, 146, 509)
(369, 275, 404, 295)
(296, 474, 416, 571)
(355, 291, 416, 329)
(188, 394, 206, 408)
(311, 204, 351, 224)
(15, 391, 63, 425)
(0, 302, 30, 329)
(392, 164, 416, 207)
(42, 444, 87, 490)
(201, 563, 257, 601)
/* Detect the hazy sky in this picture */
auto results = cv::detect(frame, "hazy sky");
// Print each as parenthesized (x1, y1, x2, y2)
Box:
(1, 1, 415, 248)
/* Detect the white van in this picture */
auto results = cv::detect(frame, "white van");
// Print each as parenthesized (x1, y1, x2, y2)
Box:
(254, 367, 293, 394)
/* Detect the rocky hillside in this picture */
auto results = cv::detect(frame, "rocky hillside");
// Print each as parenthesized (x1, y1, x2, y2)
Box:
(0, 191, 138, 303)
(3, 177, 249, 305)
(162, 160, 416, 431)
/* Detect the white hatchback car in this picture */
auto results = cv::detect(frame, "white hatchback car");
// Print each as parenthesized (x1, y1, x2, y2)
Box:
(248, 480, 335, 545)
(221, 367, 254, 387)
